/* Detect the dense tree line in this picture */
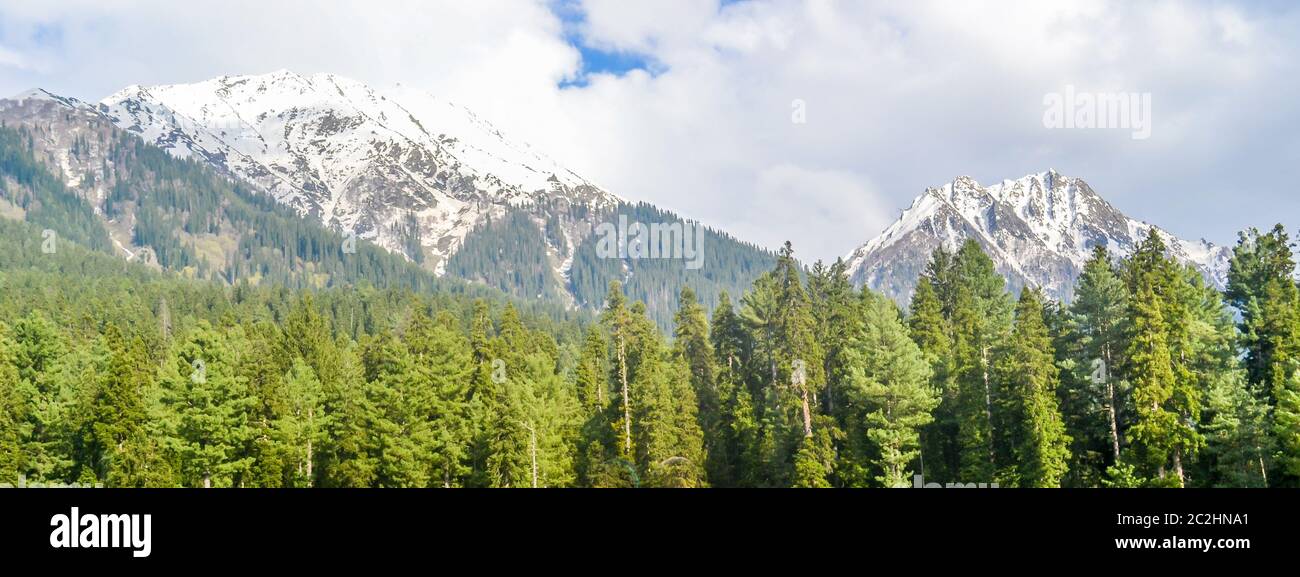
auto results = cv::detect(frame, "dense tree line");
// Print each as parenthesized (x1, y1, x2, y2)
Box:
(448, 209, 569, 303)
(568, 202, 778, 330)
(2, 193, 1298, 486)
(450, 200, 779, 331)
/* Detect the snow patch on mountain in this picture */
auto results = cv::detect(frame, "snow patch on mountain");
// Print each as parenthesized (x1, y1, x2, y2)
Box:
(845, 170, 1232, 303)
(98, 70, 619, 275)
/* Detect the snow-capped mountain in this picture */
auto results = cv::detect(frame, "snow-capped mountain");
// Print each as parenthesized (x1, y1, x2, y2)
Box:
(99, 70, 619, 275)
(844, 170, 1232, 303)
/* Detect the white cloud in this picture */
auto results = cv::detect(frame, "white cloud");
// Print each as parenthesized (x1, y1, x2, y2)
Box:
(531, 0, 1300, 259)
(578, 0, 720, 53)
(0, 46, 32, 70)
(747, 164, 894, 262)
(0, 0, 1297, 261)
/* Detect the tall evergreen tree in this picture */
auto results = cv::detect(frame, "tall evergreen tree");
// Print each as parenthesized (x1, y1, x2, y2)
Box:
(1122, 230, 1201, 487)
(1226, 225, 1300, 405)
(710, 292, 760, 487)
(910, 271, 957, 483)
(275, 358, 326, 487)
(1275, 366, 1300, 483)
(601, 282, 636, 459)
(0, 324, 24, 483)
(1202, 371, 1273, 487)
(1000, 289, 1071, 487)
(673, 287, 721, 484)
(574, 326, 612, 485)
(1071, 247, 1129, 463)
(407, 310, 474, 487)
(9, 312, 76, 482)
(742, 242, 826, 485)
(842, 290, 938, 487)
(949, 240, 1013, 482)
(160, 323, 256, 488)
(88, 326, 171, 487)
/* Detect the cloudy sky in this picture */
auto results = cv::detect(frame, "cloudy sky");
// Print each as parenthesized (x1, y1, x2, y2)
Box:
(1, 0, 1297, 262)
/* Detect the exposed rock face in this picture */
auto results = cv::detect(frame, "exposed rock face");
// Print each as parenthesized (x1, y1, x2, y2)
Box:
(845, 170, 1231, 303)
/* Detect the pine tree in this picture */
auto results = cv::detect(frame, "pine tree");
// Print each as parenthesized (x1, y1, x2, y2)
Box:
(843, 289, 938, 487)
(0, 323, 24, 483)
(808, 259, 856, 416)
(791, 415, 839, 488)
(601, 282, 635, 459)
(9, 312, 75, 482)
(1122, 230, 1199, 487)
(574, 326, 613, 486)
(276, 358, 326, 487)
(407, 310, 474, 487)
(772, 242, 822, 443)
(1061, 246, 1129, 485)
(87, 326, 162, 486)
(358, 330, 434, 487)
(518, 352, 580, 488)
(623, 300, 707, 487)
(909, 271, 957, 483)
(576, 327, 609, 414)
(319, 341, 375, 488)
(1202, 371, 1273, 487)
(742, 242, 825, 485)
(160, 322, 256, 487)
(1275, 365, 1300, 483)
(1226, 225, 1300, 405)
(711, 292, 760, 487)
(1000, 289, 1071, 487)
(673, 287, 721, 484)
(949, 240, 1013, 482)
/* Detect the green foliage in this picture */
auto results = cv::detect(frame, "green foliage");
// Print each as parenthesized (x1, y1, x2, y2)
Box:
(159, 322, 256, 487)
(0, 323, 24, 483)
(0, 125, 111, 253)
(1201, 371, 1272, 487)
(949, 240, 1013, 482)
(1121, 230, 1204, 487)
(1275, 367, 1300, 482)
(569, 202, 778, 330)
(448, 209, 566, 302)
(2, 165, 1298, 487)
(999, 289, 1071, 487)
(910, 267, 958, 483)
(841, 290, 937, 487)
(1058, 247, 1129, 486)
(1227, 225, 1300, 403)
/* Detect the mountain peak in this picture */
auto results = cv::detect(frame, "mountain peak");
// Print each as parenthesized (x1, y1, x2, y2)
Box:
(8, 88, 57, 102)
(98, 71, 620, 276)
(845, 170, 1230, 303)
(5, 88, 91, 111)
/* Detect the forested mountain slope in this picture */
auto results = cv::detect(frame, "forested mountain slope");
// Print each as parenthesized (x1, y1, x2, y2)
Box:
(4, 84, 777, 327)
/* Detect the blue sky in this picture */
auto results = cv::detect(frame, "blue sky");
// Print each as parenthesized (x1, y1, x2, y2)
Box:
(551, 0, 659, 87)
